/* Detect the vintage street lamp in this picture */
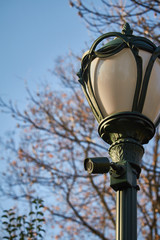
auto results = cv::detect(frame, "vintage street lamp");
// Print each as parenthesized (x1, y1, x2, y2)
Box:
(77, 23, 160, 240)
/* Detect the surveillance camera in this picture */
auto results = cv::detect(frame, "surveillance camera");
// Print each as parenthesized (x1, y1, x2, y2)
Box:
(84, 157, 110, 174)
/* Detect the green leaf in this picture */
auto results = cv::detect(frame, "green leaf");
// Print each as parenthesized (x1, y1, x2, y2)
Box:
(31, 219, 37, 223)
(38, 233, 43, 238)
(3, 210, 9, 213)
(10, 217, 16, 222)
(39, 204, 44, 208)
(2, 221, 9, 225)
(37, 224, 42, 228)
(2, 215, 8, 218)
(17, 223, 22, 228)
(37, 211, 44, 216)
(17, 216, 22, 221)
(29, 211, 35, 215)
(8, 212, 15, 216)
(38, 219, 45, 222)
(32, 199, 37, 204)
(11, 228, 17, 232)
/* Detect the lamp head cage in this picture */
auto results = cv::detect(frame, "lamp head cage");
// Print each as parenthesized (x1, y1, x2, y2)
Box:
(78, 23, 160, 131)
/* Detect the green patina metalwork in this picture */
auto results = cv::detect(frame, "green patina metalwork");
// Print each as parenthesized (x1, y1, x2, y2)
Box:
(98, 112, 155, 145)
(99, 111, 155, 191)
(78, 24, 159, 239)
(77, 22, 160, 126)
(78, 23, 157, 191)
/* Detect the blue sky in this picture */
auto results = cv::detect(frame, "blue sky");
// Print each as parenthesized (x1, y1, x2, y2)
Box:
(0, 0, 90, 135)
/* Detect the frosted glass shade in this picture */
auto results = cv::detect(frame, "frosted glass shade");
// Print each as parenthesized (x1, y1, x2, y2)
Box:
(90, 48, 160, 123)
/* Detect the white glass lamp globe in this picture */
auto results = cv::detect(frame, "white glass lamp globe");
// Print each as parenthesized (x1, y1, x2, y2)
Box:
(90, 48, 160, 124)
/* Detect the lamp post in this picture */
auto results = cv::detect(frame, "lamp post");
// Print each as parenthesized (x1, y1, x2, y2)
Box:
(77, 23, 160, 240)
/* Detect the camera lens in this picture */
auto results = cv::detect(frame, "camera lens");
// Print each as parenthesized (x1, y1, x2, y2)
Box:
(84, 159, 93, 173)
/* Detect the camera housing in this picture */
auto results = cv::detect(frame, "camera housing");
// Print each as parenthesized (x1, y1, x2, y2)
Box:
(84, 157, 110, 174)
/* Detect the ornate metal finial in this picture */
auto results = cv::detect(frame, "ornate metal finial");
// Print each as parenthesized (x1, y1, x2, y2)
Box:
(122, 22, 133, 35)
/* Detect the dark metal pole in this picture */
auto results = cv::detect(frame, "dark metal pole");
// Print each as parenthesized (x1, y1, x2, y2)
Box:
(97, 113, 155, 240)
(116, 186, 137, 240)
(108, 138, 144, 240)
